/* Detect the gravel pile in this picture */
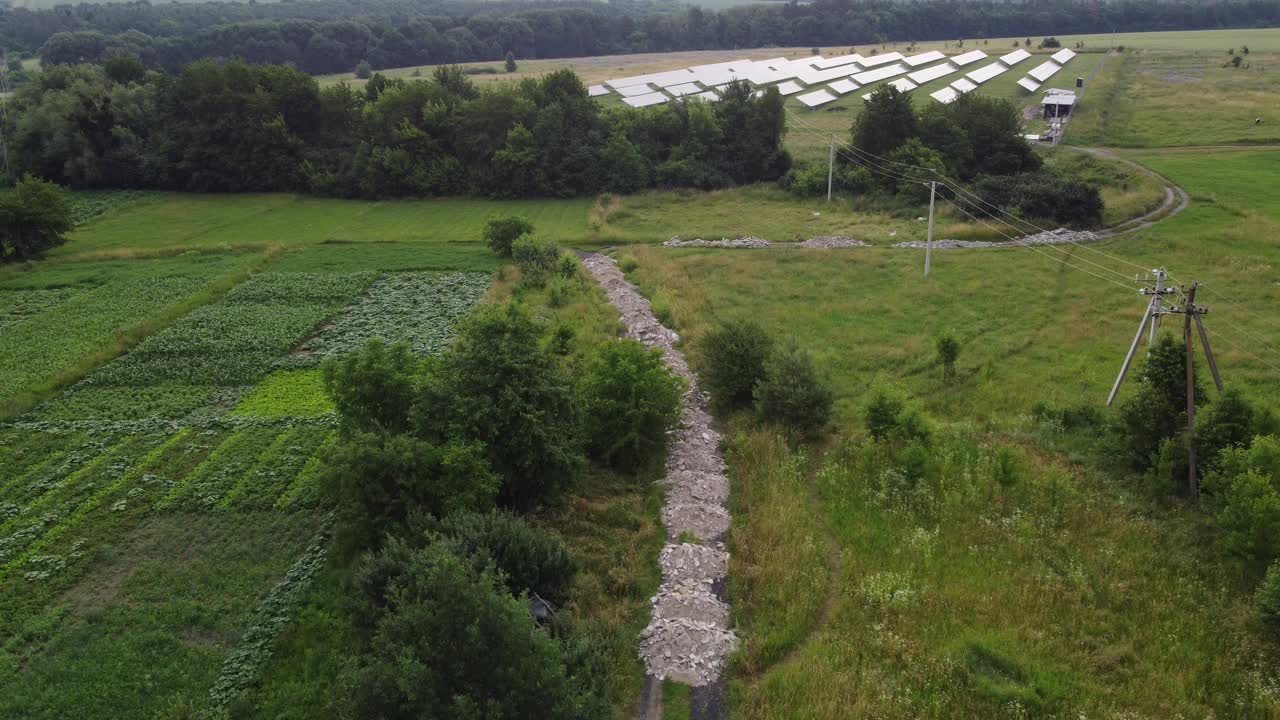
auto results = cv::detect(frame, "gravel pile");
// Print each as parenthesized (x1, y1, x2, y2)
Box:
(893, 227, 1097, 249)
(800, 236, 867, 248)
(664, 236, 770, 248)
(582, 253, 737, 688)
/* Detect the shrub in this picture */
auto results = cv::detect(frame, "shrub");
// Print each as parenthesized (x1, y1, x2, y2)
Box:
(1199, 388, 1258, 468)
(504, 51, 517, 73)
(991, 445, 1024, 490)
(753, 342, 834, 435)
(618, 254, 639, 273)
(483, 215, 535, 257)
(355, 59, 373, 79)
(549, 323, 576, 355)
(344, 541, 605, 720)
(436, 510, 577, 604)
(322, 433, 498, 551)
(580, 339, 686, 469)
(557, 253, 579, 279)
(0, 174, 73, 263)
(417, 304, 583, 509)
(701, 319, 773, 408)
(779, 161, 872, 198)
(512, 233, 561, 287)
(1257, 560, 1280, 638)
(546, 276, 572, 308)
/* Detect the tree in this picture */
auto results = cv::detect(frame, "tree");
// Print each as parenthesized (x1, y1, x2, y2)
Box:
(323, 339, 423, 435)
(434, 510, 577, 604)
(355, 59, 373, 79)
(505, 51, 517, 73)
(936, 331, 959, 383)
(322, 432, 498, 551)
(753, 342, 834, 436)
(580, 339, 685, 469)
(417, 304, 584, 509)
(0, 175, 73, 263)
(344, 540, 607, 720)
(700, 318, 773, 409)
(483, 215, 535, 257)
(103, 54, 146, 84)
(1113, 334, 1202, 473)
(853, 84, 917, 159)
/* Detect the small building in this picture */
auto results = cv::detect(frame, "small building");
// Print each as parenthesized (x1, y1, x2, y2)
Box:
(1041, 89, 1076, 119)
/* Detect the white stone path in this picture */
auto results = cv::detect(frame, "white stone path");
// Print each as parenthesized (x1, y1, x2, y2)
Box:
(582, 254, 738, 687)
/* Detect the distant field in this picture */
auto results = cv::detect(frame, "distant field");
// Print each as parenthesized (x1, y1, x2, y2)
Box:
(1067, 47, 1280, 147)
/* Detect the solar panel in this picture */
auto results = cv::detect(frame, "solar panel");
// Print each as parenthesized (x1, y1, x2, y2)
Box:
(931, 87, 960, 104)
(797, 64, 864, 85)
(747, 66, 790, 86)
(667, 82, 702, 97)
(1050, 48, 1077, 64)
(760, 57, 790, 70)
(1017, 77, 1042, 93)
(852, 63, 907, 85)
(907, 62, 956, 84)
(588, 85, 610, 97)
(655, 70, 698, 88)
(1027, 61, 1061, 82)
(775, 80, 806, 95)
(951, 78, 978, 93)
(797, 89, 838, 107)
(904, 51, 946, 67)
(693, 91, 720, 102)
(606, 75, 651, 90)
(1000, 48, 1031, 66)
(623, 92, 669, 107)
(813, 54, 863, 69)
(859, 52, 905, 68)
(888, 78, 918, 92)
(828, 79, 860, 95)
(617, 84, 656, 97)
(966, 62, 1008, 84)
(952, 50, 988, 66)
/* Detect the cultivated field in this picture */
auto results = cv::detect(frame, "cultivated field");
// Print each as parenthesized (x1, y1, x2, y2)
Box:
(2, 25, 1279, 720)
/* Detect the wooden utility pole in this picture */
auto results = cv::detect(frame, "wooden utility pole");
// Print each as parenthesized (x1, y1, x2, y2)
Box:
(924, 181, 936, 277)
(826, 141, 834, 203)
(1183, 282, 1199, 498)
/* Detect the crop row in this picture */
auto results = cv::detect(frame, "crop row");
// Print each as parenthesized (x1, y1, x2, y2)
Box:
(0, 288, 76, 331)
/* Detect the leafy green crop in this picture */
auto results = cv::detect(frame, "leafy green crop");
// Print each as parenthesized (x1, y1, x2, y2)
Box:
(231, 369, 332, 419)
(300, 272, 491, 359)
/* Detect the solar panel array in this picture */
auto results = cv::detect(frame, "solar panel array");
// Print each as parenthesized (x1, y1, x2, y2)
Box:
(588, 46, 1082, 109)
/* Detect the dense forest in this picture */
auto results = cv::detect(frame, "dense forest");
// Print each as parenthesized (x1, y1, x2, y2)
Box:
(5, 60, 790, 198)
(12, 0, 1280, 75)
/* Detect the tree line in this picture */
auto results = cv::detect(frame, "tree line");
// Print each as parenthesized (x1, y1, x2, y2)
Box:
(6, 60, 790, 198)
(20, 0, 1280, 76)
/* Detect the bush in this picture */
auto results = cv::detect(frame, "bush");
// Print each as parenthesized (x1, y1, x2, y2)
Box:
(753, 342, 834, 435)
(322, 339, 423, 436)
(580, 339, 686, 469)
(436, 510, 577, 605)
(779, 161, 873, 198)
(1199, 387, 1258, 469)
(512, 233, 562, 287)
(701, 319, 773, 408)
(355, 59, 373, 79)
(1257, 560, 1280, 638)
(344, 541, 605, 720)
(0, 174, 73, 263)
(936, 331, 959, 383)
(863, 383, 931, 444)
(322, 433, 498, 552)
(483, 214, 535, 257)
(618, 254, 639, 273)
(1205, 436, 1280, 571)
(418, 304, 584, 510)
(546, 276, 572, 308)
(504, 51, 517, 73)
(557, 253, 579, 279)
(971, 171, 1103, 227)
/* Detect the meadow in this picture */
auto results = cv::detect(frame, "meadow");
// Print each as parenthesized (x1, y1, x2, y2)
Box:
(2, 25, 1279, 720)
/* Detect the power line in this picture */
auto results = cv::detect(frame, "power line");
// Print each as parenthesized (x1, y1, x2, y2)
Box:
(786, 107, 1152, 275)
